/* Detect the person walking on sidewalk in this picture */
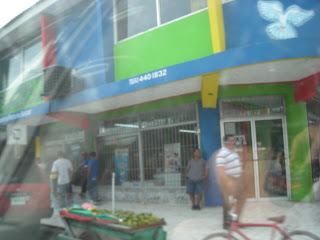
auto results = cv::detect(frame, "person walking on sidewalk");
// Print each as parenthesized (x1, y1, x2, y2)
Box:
(78, 151, 89, 198)
(86, 151, 99, 204)
(216, 135, 246, 229)
(51, 151, 73, 208)
(185, 148, 208, 210)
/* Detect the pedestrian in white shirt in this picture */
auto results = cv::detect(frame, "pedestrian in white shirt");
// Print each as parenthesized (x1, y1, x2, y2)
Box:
(51, 151, 73, 208)
(216, 135, 246, 229)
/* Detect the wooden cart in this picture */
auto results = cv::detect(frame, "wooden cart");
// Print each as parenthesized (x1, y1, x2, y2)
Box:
(57, 210, 167, 240)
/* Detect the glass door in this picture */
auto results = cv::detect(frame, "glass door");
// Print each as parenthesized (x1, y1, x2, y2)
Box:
(255, 119, 287, 198)
(223, 121, 255, 198)
(222, 118, 288, 199)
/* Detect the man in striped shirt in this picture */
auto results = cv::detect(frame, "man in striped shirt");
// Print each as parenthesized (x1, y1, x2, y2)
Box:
(216, 135, 246, 229)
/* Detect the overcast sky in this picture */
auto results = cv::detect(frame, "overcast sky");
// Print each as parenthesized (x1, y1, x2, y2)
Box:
(0, 0, 39, 28)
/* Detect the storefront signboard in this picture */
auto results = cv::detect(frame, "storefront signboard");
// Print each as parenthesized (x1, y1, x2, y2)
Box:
(6, 124, 35, 145)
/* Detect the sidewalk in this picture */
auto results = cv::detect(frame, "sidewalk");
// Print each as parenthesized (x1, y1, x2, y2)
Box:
(41, 197, 320, 240)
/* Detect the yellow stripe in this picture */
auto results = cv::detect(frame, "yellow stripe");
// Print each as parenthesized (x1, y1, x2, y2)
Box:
(35, 136, 41, 158)
(207, 0, 226, 53)
(202, 72, 220, 108)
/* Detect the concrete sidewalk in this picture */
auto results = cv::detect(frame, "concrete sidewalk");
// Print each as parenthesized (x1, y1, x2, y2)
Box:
(42, 197, 320, 240)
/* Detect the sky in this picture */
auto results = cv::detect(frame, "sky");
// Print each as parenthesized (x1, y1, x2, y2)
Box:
(0, 0, 39, 28)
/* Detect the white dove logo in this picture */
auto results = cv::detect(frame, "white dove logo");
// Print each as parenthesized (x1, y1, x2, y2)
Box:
(257, 0, 315, 40)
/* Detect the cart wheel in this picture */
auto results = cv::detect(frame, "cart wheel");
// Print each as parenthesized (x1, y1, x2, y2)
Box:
(79, 231, 101, 240)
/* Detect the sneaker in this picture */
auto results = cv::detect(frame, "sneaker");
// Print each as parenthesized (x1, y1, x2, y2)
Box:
(195, 205, 201, 210)
(192, 205, 196, 210)
(228, 211, 238, 221)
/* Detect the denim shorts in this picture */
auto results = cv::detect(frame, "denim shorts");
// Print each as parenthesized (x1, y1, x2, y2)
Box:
(186, 179, 203, 195)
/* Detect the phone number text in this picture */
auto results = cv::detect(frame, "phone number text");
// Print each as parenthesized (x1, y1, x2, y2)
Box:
(128, 69, 167, 85)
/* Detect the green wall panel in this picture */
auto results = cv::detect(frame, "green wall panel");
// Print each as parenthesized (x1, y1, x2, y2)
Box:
(39, 121, 74, 133)
(0, 75, 44, 116)
(114, 11, 212, 81)
(219, 83, 313, 201)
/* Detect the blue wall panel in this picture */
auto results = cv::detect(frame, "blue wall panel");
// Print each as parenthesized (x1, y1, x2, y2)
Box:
(223, 0, 320, 49)
(199, 102, 223, 206)
(100, 0, 115, 83)
(56, 1, 113, 88)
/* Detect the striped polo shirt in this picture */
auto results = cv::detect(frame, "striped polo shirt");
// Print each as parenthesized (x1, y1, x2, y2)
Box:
(216, 147, 242, 177)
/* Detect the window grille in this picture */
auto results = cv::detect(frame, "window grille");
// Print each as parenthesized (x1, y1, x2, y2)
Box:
(219, 96, 285, 119)
(97, 103, 199, 187)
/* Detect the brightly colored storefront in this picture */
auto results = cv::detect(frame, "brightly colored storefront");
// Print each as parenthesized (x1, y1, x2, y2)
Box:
(0, 0, 320, 205)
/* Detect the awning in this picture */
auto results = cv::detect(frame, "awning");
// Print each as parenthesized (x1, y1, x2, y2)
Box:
(294, 72, 320, 102)
(46, 112, 90, 129)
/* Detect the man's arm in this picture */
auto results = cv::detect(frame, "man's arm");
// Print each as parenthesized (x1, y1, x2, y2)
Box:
(78, 163, 86, 169)
(50, 162, 58, 179)
(68, 160, 73, 180)
(86, 160, 91, 179)
(185, 161, 190, 178)
(217, 166, 235, 192)
(87, 167, 91, 180)
(203, 163, 209, 179)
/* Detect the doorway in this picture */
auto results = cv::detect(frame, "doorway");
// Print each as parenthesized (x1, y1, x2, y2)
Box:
(221, 118, 289, 199)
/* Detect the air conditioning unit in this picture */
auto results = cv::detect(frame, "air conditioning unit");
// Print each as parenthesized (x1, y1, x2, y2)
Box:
(42, 65, 75, 99)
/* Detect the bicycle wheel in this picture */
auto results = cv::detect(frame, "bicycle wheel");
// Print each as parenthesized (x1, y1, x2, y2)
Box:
(282, 230, 320, 240)
(202, 232, 239, 240)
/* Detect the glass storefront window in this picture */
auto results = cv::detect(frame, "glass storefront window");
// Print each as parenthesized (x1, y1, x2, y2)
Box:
(115, 0, 157, 41)
(0, 58, 9, 90)
(1, 40, 42, 89)
(97, 103, 199, 186)
(98, 132, 139, 185)
(114, 0, 207, 41)
(8, 52, 23, 86)
(143, 123, 198, 187)
(23, 41, 42, 81)
(159, 0, 207, 24)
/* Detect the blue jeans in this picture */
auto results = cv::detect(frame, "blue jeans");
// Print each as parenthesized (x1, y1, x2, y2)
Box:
(186, 179, 203, 195)
(57, 183, 72, 208)
(87, 179, 98, 201)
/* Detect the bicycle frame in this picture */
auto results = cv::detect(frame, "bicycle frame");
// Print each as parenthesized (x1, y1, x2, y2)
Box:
(226, 221, 292, 240)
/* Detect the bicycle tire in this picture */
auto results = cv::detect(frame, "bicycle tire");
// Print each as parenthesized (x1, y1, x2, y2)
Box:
(202, 232, 239, 240)
(282, 230, 320, 240)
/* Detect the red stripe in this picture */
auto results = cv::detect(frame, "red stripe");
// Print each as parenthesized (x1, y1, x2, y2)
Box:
(41, 13, 56, 67)
(41, 13, 57, 102)
(47, 112, 90, 130)
(294, 72, 320, 102)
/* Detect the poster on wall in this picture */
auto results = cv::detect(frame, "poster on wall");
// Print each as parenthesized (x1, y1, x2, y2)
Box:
(7, 124, 28, 145)
(115, 148, 129, 185)
(164, 143, 181, 173)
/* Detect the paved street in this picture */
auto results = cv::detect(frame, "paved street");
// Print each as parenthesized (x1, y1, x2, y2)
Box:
(42, 198, 320, 240)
